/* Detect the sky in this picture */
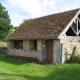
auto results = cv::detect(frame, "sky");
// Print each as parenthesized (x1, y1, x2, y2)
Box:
(0, 0, 80, 27)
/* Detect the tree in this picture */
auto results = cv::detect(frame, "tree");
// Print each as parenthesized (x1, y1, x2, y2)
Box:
(0, 3, 12, 39)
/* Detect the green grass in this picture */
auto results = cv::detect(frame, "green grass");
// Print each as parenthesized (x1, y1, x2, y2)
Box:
(0, 41, 7, 47)
(0, 54, 80, 80)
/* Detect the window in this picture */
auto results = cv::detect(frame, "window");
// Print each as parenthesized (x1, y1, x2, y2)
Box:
(14, 40, 23, 50)
(30, 40, 37, 51)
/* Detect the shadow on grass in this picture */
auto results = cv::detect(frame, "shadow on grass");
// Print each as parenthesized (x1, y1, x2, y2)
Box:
(0, 54, 80, 80)
(0, 65, 80, 80)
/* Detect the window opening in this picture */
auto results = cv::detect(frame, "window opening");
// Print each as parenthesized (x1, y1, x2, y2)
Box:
(14, 40, 23, 50)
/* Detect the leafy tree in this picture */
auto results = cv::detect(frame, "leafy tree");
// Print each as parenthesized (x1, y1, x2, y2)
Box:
(0, 3, 12, 39)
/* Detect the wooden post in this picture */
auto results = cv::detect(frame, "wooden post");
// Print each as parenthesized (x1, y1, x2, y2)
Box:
(76, 18, 78, 36)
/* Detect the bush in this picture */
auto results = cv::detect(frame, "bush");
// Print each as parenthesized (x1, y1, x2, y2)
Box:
(6, 54, 38, 63)
(71, 55, 80, 63)
(0, 47, 7, 54)
(65, 46, 80, 64)
(66, 55, 80, 64)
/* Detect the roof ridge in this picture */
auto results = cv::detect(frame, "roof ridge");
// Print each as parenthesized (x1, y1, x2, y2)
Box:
(27, 8, 79, 21)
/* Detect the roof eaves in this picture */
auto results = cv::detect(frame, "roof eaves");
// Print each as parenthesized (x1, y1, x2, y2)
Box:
(6, 37, 59, 40)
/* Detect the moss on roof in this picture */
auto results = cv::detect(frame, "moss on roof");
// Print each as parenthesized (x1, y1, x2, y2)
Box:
(6, 8, 79, 40)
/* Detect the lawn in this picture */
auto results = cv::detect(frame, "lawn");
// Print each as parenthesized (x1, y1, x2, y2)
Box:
(0, 54, 80, 80)
(0, 41, 7, 47)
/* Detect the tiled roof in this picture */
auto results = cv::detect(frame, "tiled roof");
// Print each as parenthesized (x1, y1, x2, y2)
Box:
(6, 9, 79, 40)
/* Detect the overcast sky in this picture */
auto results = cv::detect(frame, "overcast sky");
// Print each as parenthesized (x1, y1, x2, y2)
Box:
(1, 0, 80, 27)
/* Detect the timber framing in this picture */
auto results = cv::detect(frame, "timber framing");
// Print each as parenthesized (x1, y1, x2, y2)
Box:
(58, 9, 80, 38)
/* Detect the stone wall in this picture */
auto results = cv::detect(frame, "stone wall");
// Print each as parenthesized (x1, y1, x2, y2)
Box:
(0, 47, 7, 54)
(8, 38, 78, 64)
(53, 40, 62, 64)
(7, 40, 38, 58)
(52, 36, 80, 64)
(37, 40, 46, 62)
(42, 40, 46, 62)
(60, 36, 80, 63)
(7, 40, 46, 62)
(7, 41, 14, 49)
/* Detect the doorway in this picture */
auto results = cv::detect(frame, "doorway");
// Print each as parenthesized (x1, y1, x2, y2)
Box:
(46, 40, 53, 64)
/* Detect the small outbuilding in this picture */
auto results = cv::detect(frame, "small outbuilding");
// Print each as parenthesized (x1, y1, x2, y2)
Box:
(6, 8, 80, 64)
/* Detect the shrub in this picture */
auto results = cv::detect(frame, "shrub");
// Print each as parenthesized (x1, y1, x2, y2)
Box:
(71, 55, 80, 63)
(6, 54, 37, 63)
(65, 46, 80, 64)
(66, 55, 80, 64)
(0, 47, 7, 54)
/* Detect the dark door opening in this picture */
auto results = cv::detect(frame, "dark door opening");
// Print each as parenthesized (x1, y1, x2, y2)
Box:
(46, 40, 53, 64)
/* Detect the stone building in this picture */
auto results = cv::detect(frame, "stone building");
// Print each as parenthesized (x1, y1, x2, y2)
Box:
(6, 8, 80, 64)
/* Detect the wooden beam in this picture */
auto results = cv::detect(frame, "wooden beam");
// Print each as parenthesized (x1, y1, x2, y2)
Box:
(71, 26, 77, 35)
(76, 18, 78, 36)
(78, 17, 80, 22)
(77, 15, 80, 36)
(58, 10, 80, 39)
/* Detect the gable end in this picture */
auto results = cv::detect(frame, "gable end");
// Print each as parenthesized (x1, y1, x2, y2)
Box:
(58, 9, 80, 38)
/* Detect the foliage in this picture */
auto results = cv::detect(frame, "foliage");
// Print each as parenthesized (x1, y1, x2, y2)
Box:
(71, 55, 80, 63)
(13, 26, 18, 29)
(6, 54, 37, 63)
(7, 28, 15, 37)
(0, 3, 13, 39)
(67, 55, 80, 64)
(0, 40, 7, 47)
(0, 47, 7, 54)
(70, 46, 76, 61)
(0, 40, 7, 54)
(66, 46, 80, 63)
(0, 54, 80, 80)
